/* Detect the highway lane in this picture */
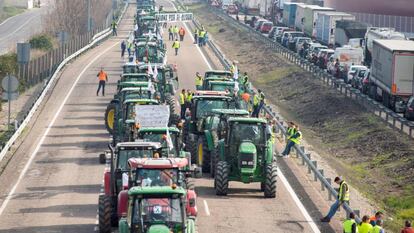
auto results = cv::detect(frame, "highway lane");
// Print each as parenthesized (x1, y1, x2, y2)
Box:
(159, 0, 322, 232)
(0, 4, 134, 233)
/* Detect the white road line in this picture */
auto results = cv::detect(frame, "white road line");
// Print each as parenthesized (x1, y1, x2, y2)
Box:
(203, 200, 211, 216)
(0, 41, 119, 216)
(279, 170, 321, 233)
(0, 14, 39, 42)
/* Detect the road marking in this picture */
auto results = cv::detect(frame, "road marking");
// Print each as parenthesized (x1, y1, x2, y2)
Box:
(203, 200, 211, 216)
(0, 41, 119, 216)
(279, 170, 321, 233)
(0, 14, 39, 42)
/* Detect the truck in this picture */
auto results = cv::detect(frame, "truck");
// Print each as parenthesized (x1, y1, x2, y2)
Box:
(333, 45, 364, 68)
(302, 5, 334, 37)
(283, 2, 304, 28)
(334, 20, 369, 47)
(315, 12, 355, 46)
(294, 3, 307, 32)
(368, 40, 414, 112)
(259, 0, 272, 17)
(364, 27, 406, 66)
(241, 0, 260, 15)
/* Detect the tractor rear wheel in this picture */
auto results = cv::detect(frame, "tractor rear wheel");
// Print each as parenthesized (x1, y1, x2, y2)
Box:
(165, 94, 176, 114)
(264, 162, 277, 198)
(169, 113, 180, 126)
(98, 194, 112, 233)
(188, 135, 198, 165)
(210, 147, 218, 178)
(215, 161, 229, 196)
(197, 136, 211, 173)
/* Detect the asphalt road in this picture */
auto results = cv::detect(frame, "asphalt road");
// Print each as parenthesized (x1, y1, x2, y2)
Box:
(0, 1, 325, 233)
(0, 1, 53, 55)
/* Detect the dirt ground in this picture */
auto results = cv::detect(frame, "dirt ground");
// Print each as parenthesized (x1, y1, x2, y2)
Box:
(189, 3, 414, 231)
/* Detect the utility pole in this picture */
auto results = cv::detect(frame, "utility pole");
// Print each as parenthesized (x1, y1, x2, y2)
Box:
(87, 0, 91, 32)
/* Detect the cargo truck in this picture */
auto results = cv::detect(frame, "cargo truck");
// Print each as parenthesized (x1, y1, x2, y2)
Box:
(283, 2, 304, 28)
(364, 27, 406, 67)
(315, 12, 355, 45)
(294, 4, 307, 32)
(334, 20, 369, 47)
(241, 0, 260, 14)
(369, 40, 414, 112)
(302, 5, 334, 37)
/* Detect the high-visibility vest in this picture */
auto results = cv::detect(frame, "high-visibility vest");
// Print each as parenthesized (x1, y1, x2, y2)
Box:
(259, 92, 265, 101)
(372, 225, 382, 233)
(242, 75, 249, 84)
(338, 181, 350, 201)
(343, 219, 356, 233)
(199, 30, 206, 38)
(289, 130, 302, 144)
(358, 223, 373, 233)
(186, 93, 192, 102)
(174, 27, 179, 33)
(230, 65, 236, 74)
(253, 94, 260, 106)
(287, 127, 296, 137)
(172, 41, 180, 49)
(179, 93, 185, 105)
(98, 71, 107, 81)
(169, 27, 173, 33)
(195, 76, 203, 86)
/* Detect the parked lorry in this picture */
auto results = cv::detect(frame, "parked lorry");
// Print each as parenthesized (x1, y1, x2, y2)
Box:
(283, 2, 304, 28)
(315, 12, 355, 46)
(368, 40, 414, 112)
(364, 27, 406, 66)
(259, 0, 272, 17)
(334, 20, 369, 47)
(333, 45, 364, 68)
(302, 5, 334, 37)
(241, 0, 260, 14)
(294, 3, 307, 32)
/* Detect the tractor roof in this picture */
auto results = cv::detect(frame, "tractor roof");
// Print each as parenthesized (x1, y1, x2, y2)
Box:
(193, 90, 231, 99)
(128, 186, 186, 197)
(138, 63, 167, 69)
(123, 99, 159, 105)
(128, 157, 188, 169)
(209, 81, 235, 85)
(116, 141, 162, 149)
(211, 109, 249, 116)
(121, 73, 149, 77)
(228, 117, 267, 124)
(138, 127, 180, 133)
(205, 70, 232, 75)
(136, 41, 158, 46)
(119, 82, 149, 88)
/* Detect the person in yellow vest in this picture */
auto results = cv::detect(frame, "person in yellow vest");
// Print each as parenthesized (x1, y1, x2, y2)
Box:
(372, 220, 385, 233)
(195, 72, 203, 90)
(173, 25, 179, 40)
(358, 215, 373, 233)
(96, 68, 108, 96)
(281, 125, 302, 157)
(186, 89, 193, 111)
(172, 39, 180, 56)
(321, 176, 350, 222)
(198, 29, 206, 47)
(179, 89, 186, 119)
(343, 212, 358, 233)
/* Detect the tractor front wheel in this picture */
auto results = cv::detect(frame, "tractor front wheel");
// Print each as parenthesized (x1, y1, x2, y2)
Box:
(215, 161, 229, 196)
(98, 194, 112, 233)
(210, 147, 218, 178)
(264, 162, 277, 198)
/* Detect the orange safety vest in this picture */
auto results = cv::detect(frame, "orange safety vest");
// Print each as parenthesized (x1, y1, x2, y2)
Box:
(98, 71, 107, 81)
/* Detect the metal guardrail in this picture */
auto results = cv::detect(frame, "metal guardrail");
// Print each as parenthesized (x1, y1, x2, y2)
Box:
(191, 8, 362, 222)
(205, 7, 414, 141)
(0, 3, 129, 163)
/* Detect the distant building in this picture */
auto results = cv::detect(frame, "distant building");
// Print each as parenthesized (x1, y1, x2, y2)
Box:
(4, 0, 33, 9)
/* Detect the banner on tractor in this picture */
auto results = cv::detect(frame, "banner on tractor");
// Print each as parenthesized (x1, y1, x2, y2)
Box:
(155, 13, 193, 22)
(135, 105, 170, 128)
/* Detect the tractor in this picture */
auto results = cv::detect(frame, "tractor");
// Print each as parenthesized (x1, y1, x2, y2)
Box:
(118, 186, 196, 233)
(214, 117, 277, 198)
(134, 41, 166, 65)
(99, 141, 164, 233)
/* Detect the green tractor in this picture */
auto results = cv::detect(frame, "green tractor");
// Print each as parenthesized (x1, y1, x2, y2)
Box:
(118, 186, 196, 233)
(134, 41, 165, 65)
(214, 117, 277, 198)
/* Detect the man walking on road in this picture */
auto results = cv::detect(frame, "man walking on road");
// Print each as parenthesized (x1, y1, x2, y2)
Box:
(121, 40, 126, 58)
(168, 26, 174, 41)
(179, 89, 186, 119)
(111, 20, 118, 36)
(195, 72, 203, 90)
(343, 212, 357, 233)
(172, 39, 180, 56)
(321, 176, 350, 223)
(173, 25, 179, 40)
(96, 68, 108, 96)
(179, 27, 186, 41)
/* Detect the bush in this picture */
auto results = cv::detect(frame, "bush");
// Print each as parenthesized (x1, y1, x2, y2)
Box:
(0, 53, 18, 78)
(29, 34, 53, 51)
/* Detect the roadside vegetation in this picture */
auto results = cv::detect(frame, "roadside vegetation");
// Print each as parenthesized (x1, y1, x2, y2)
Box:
(189, 3, 414, 232)
(0, 6, 25, 23)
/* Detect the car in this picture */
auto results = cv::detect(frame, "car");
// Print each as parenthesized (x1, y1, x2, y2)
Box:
(295, 37, 312, 53)
(347, 65, 367, 84)
(404, 96, 414, 120)
(259, 22, 273, 34)
(254, 19, 268, 30)
(282, 31, 303, 48)
(268, 26, 278, 38)
(274, 27, 291, 43)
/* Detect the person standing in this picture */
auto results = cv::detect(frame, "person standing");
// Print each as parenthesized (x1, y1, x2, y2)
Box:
(173, 25, 179, 40)
(179, 27, 186, 41)
(401, 220, 414, 233)
(320, 176, 350, 222)
(280, 125, 301, 157)
(241, 72, 249, 91)
(252, 92, 261, 117)
(343, 212, 358, 233)
(96, 68, 108, 96)
(358, 215, 374, 233)
(194, 28, 199, 44)
(127, 42, 132, 57)
(195, 72, 203, 90)
(172, 39, 180, 56)
(179, 89, 186, 119)
(168, 26, 174, 41)
(370, 212, 385, 226)
(198, 29, 206, 46)
(186, 89, 193, 112)
(111, 20, 117, 36)
(121, 40, 126, 58)
(372, 220, 385, 233)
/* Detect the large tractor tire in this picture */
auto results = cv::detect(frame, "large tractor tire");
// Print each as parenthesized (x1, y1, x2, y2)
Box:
(215, 161, 229, 196)
(183, 121, 190, 145)
(98, 194, 112, 233)
(169, 113, 181, 126)
(104, 104, 116, 135)
(264, 162, 278, 198)
(210, 147, 218, 178)
(165, 94, 176, 114)
(184, 177, 195, 190)
(197, 136, 211, 173)
(188, 135, 198, 165)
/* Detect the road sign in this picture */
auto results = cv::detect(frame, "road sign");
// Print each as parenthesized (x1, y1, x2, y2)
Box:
(2, 75, 19, 92)
(2, 92, 18, 101)
(155, 13, 193, 22)
(17, 43, 30, 64)
(135, 105, 170, 127)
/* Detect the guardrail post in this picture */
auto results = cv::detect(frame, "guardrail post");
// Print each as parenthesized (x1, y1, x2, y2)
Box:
(299, 146, 304, 158)
(327, 178, 333, 201)
(320, 169, 325, 190)
(354, 209, 360, 217)
(312, 161, 317, 177)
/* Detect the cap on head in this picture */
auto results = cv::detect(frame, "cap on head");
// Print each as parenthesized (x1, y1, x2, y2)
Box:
(334, 176, 342, 182)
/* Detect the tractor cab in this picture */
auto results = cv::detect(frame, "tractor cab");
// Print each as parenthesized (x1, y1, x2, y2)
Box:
(134, 41, 165, 64)
(207, 80, 237, 92)
(202, 70, 232, 89)
(120, 73, 150, 83)
(214, 117, 277, 198)
(123, 64, 139, 74)
(137, 127, 182, 157)
(118, 186, 196, 233)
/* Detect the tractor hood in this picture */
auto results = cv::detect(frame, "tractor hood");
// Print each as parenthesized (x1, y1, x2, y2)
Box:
(238, 141, 257, 175)
(147, 224, 171, 233)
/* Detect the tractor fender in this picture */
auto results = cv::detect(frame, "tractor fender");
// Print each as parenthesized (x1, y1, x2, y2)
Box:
(104, 170, 111, 196)
(118, 217, 129, 233)
(218, 140, 226, 161)
(117, 190, 129, 218)
(203, 130, 214, 151)
(186, 190, 198, 217)
(266, 140, 274, 163)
